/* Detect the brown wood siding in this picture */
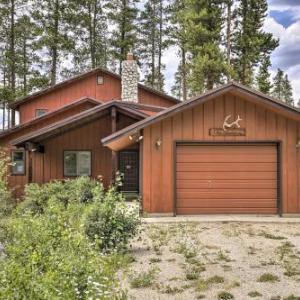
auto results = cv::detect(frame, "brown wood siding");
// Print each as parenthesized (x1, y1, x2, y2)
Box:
(2, 113, 138, 197)
(142, 94, 300, 214)
(176, 144, 277, 214)
(18, 72, 175, 123)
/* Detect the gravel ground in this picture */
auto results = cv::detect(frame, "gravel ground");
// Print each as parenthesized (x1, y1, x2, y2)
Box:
(120, 222, 300, 300)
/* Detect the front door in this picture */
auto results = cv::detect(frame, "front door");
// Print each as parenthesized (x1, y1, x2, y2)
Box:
(119, 150, 139, 192)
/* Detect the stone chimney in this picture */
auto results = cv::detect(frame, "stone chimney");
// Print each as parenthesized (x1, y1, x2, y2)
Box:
(121, 53, 139, 102)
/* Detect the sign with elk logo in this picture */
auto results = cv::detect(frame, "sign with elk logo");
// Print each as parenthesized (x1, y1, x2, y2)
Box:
(209, 115, 246, 136)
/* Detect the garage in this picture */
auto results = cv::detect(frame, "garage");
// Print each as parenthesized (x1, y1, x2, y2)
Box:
(175, 143, 278, 215)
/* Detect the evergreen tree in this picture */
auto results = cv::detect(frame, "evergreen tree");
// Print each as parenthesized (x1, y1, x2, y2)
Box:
(272, 68, 284, 100)
(32, 0, 75, 85)
(170, 0, 188, 100)
(184, 0, 229, 94)
(272, 69, 294, 105)
(69, 0, 108, 73)
(232, 0, 278, 86)
(106, 0, 139, 73)
(138, 0, 170, 91)
(297, 99, 300, 109)
(256, 55, 272, 94)
(282, 74, 293, 105)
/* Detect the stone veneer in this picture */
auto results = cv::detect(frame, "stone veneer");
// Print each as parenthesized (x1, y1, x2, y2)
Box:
(121, 56, 139, 102)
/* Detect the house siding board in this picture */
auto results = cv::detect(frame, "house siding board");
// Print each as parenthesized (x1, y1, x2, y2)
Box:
(142, 93, 300, 214)
(18, 72, 175, 123)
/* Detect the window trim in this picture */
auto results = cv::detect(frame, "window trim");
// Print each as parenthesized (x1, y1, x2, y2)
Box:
(35, 109, 49, 118)
(63, 150, 92, 177)
(11, 149, 26, 176)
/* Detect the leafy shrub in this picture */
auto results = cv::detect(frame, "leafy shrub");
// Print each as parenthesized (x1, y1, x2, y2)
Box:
(257, 273, 280, 282)
(85, 186, 140, 252)
(21, 177, 103, 215)
(0, 149, 13, 217)
(0, 200, 126, 299)
(130, 268, 158, 288)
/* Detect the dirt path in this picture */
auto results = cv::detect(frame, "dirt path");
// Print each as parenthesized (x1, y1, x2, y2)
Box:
(121, 222, 300, 300)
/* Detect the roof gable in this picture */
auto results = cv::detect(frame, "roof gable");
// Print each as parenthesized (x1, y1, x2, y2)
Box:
(102, 82, 300, 148)
(0, 97, 100, 139)
(11, 101, 151, 146)
(10, 67, 179, 109)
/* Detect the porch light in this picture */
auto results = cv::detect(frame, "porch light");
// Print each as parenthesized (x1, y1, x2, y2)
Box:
(129, 133, 143, 142)
(155, 138, 162, 149)
(296, 139, 300, 148)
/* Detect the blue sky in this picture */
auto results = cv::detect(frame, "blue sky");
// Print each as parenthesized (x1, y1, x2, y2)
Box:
(163, 0, 300, 102)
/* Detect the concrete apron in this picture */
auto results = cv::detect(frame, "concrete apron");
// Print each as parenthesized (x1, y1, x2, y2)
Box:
(142, 215, 300, 224)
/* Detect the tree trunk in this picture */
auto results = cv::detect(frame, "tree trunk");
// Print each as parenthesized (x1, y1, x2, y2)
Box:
(23, 36, 27, 95)
(181, 45, 187, 101)
(10, 0, 16, 127)
(50, 0, 59, 86)
(158, 0, 163, 90)
(226, 0, 232, 82)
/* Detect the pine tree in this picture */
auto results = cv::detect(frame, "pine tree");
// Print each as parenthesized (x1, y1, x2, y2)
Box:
(256, 55, 272, 94)
(184, 0, 229, 94)
(106, 0, 139, 73)
(170, 0, 188, 100)
(32, 0, 75, 85)
(272, 69, 284, 100)
(232, 0, 278, 86)
(69, 0, 108, 73)
(138, 0, 170, 91)
(282, 74, 293, 105)
(272, 69, 294, 105)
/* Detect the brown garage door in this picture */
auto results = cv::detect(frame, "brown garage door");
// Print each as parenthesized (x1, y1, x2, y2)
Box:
(176, 144, 278, 214)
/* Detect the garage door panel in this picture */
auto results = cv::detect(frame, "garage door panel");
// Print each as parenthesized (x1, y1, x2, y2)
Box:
(177, 162, 276, 172)
(176, 180, 277, 189)
(176, 145, 276, 154)
(177, 154, 277, 163)
(176, 144, 278, 214)
(176, 199, 276, 208)
(177, 171, 277, 180)
(177, 207, 278, 214)
(177, 189, 277, 199)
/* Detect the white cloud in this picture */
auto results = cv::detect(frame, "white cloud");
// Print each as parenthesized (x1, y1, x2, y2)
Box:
(264, 16, 300, 101)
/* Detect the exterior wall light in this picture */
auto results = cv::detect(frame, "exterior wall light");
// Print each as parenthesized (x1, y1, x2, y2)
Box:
(155, 138, 162, 149)
(296, 139, 300, 148)
(129, 133, 143, 142)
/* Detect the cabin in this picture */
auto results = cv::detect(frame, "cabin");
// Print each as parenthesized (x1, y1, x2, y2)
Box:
(1, 54, 300, 216)
(0, 54, 179, 197)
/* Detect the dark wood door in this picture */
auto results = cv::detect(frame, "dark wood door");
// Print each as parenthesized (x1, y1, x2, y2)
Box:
(176, 144, 277, 214)
(119, 151, 139, 192)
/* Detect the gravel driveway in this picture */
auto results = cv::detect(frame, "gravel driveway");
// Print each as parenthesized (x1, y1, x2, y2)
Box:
(121, 222, 300, 300)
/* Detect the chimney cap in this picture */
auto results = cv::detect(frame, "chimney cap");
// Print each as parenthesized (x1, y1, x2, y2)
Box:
(127, 53, 134, 61)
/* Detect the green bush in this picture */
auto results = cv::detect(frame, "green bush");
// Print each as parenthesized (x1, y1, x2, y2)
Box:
(21, 177, 104, 215)
(0, 149, 13, 217)
(85, 186, 140, 252)
(0, 200, 126, 299)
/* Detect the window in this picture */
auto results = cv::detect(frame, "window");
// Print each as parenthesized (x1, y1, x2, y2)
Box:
(35, 109, 48, 118)
(97, 75, 104, 85)
(64, 151, 91, 177)
(11, 150, 25, 175)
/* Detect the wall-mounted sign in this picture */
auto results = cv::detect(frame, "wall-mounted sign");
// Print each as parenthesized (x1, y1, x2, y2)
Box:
(210, 115, 246, 136)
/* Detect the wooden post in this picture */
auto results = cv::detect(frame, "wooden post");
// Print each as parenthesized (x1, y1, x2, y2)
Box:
(111, 107, 118, 182)
(28, 151, 33, 184)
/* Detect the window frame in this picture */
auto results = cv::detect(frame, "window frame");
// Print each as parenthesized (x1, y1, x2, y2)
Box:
(35, 109, 48, 118)
(63, 150, 92, 177)
(11, 149, 26, 176)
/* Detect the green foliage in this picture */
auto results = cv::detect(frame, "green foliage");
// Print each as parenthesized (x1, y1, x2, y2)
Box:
(0, 200, 125, 299)
(232, 0, 279, 85)
(85, 186, 140, 252)
(21, 177, 103, 215)
(130, 268, 158, 288)
(248, 291, 262, 297)
(0, 149, 13, 217)
(272, 69, 294, 104)
(257, 273, 280, 282)
(256, 56, 272, 94)
(218, 291, 234, 300)
(0, 177, 140, 299)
